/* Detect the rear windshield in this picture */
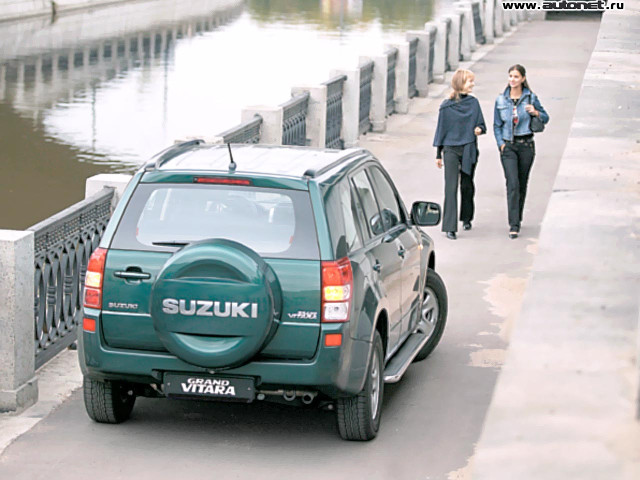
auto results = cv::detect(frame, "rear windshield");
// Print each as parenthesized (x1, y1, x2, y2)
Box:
(111, 183, 320, 260)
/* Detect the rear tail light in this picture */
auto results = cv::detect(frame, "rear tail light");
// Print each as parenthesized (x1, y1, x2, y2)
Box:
(83, 248, 107, 309)
(321, 257, 353, 323)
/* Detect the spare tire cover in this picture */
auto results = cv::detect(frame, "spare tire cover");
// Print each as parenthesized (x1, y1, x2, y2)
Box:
(150, 239, 281, 368)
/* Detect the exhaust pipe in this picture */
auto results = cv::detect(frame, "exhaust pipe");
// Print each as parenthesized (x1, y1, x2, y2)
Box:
(301, 392, 316, 405)
(283, 390, 296, 401)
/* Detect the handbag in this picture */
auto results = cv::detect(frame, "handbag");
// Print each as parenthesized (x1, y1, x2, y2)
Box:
(530, 114, 545, 133)
(529, 92, 545, 133)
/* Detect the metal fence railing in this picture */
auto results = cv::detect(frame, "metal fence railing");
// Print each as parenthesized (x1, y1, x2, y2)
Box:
(323, 75, 347, 149)
(28, 188, 114, 368)
(459, 13, 464, 61)
(385, 48, 398, 116)
(428, 29, 436, 83)
(408, 38, 418, 98)
(472, 2, 486, 45)
(218, 114, 263, 144)
(358, 61, 374, 135)
(445, 18, 452, 72)
(281, 92, 310, 146)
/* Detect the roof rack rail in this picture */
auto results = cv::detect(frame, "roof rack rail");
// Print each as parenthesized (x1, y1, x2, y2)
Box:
(144, 139, 204, 171)
(303, 150, 366, 178)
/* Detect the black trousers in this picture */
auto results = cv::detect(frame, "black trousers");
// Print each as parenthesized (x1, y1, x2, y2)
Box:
(500, 140, 535, 229)
(442, 145, 476, 233)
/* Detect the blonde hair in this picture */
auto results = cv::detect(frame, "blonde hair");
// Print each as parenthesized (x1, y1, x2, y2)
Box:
(449, 69, 475, 101)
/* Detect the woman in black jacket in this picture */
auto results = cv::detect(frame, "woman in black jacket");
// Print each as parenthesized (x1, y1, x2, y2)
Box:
(433, 69, 486, 239)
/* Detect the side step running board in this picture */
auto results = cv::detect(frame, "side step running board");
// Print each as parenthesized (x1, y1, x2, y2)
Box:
(383, 332, 428, 383)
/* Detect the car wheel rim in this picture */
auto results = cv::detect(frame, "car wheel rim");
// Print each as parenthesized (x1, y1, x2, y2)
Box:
(418, 286, 439, 339)
(370, 349, 380, 418)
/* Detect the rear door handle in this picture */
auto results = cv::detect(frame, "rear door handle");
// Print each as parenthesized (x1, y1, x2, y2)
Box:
(114, 271, 151, 280)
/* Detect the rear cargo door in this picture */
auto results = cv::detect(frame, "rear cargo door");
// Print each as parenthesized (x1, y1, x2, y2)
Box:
(101, 181, 321, 361)
(101, 250, 171, 352)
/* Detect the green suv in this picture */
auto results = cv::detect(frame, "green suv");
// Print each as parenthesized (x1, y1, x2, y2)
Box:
(80, 141, 447, 441)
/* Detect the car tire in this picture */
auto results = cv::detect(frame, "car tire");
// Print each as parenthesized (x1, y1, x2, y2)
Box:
(413, 268, 448, 362)
(336, 331, 384, 441)
(83, 377, 136, 424)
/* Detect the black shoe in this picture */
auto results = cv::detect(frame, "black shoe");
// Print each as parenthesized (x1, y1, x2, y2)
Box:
(446, 232, 457, 240)
(463, 222, 472, 231)
(509, 231, 518, 239)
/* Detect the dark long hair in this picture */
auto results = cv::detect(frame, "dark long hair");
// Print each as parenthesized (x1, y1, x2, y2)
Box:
(507, 64, 531, 91)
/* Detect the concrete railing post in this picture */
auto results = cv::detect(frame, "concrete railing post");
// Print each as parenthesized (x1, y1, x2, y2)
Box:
(361, 54, 388, 133)
(445, 13, 462, 70)
(241, 106, 284, 145)
(503, 5, 512, 31)
(494, 0, 504, 37)
(427, 21, 447, 83)
(484, 0, 495, 44)
(85, 174, 133, 208)
(330, 68, 360, 148)
(387, 42, 410, 114)
(529, 2, 547, 20)
(529, 9, 547, 20)
(473, 0, 485, 32)
(406, 30, 431, 97)
(291, 85, 327, 147)
(455, 6, 472, 61)
(0, 230, 37, 413)
(456, 2, 476, 53)
(466, 1, 478, 51)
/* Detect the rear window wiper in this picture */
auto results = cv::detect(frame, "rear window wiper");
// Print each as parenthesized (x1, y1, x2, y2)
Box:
(151, 241, 190, 247)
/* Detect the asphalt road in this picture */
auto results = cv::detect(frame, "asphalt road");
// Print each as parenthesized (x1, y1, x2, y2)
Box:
(0, 17, 601, 480)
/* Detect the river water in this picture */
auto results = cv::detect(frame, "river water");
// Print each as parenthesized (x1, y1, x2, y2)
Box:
(0, 0, 445, 229)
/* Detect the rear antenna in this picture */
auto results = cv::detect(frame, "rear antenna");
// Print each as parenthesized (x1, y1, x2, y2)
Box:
(227, 143, 237, 172)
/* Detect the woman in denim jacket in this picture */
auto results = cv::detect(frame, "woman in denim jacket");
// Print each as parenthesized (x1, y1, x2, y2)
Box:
(493, 64, 549, 239)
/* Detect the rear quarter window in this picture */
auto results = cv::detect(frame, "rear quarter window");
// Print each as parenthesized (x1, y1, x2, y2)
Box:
(111, 183, 320, 260)
(322, 180, 363, 258)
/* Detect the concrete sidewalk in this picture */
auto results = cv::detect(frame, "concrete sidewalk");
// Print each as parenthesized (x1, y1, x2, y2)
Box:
(0, 350, 80, 456)
(472, 4, 640, 479)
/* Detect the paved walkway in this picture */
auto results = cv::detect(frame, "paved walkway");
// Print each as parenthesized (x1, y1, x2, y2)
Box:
(0, 12, 635, 480)
(472, 4, 640, 478)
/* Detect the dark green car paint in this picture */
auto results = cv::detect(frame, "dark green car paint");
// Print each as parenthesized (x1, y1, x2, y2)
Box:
(80, 145, 436, 399)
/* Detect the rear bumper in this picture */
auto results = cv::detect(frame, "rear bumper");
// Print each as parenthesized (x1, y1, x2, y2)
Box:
(79, 321, 371, 397)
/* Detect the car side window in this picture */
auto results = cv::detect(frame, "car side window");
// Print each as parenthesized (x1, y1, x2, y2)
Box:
(352, 170, 384, 237)
(368, 167, 403, 231)
(349, 180, 370, 242)
(341, 181, 363, 252)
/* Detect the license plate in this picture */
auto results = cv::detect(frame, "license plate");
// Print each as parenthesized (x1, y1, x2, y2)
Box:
(164, 373, 255, 402)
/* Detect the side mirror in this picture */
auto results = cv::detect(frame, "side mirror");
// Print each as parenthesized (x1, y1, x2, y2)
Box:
(411, 201, 441, 226)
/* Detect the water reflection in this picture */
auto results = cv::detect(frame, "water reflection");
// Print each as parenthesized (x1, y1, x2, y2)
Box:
(249, 0, 435, 31)
(0, 0, 438, 229)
